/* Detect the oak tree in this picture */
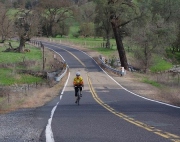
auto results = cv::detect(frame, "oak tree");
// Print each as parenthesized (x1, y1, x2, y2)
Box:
(108, 0, 140, 70)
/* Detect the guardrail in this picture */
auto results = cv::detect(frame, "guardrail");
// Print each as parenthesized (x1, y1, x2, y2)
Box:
(55, 66, 68, 81)
(29, 40, 68, 82)
(98, 56, 126, 76)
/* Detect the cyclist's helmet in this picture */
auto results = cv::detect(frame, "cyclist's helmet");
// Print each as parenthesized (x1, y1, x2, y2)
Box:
(76, 72, 80, 76)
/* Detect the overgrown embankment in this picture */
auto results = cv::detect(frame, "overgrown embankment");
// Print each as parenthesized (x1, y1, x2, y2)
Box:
(0, 41, 66, 113)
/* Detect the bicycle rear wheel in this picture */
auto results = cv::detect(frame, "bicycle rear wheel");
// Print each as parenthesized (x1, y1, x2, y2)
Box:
(77, 89, 80, 105)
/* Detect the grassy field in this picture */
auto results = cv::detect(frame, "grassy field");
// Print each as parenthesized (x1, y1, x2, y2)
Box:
(150, 56, 173, 72)
(0, 41, 44, 85)
(55, 37, 116, 48)
(4, 37, 175, 87)
(0, 42, 42, 64)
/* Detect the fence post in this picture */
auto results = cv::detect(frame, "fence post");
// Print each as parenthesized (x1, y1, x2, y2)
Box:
(8, 94, 10, 104)
(41, 42, 45, 71)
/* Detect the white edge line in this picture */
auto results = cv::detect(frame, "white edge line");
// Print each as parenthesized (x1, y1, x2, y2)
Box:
(42, 41, 180, 109)
(45, 48, 71, 142)
(45, 102, 58, 142)
(45, 72, 70, 142)
(58, 44, 180, 109)
(61, 72, 71, 95)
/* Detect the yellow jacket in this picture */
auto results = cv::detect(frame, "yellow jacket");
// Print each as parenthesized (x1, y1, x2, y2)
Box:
(73, 76, 84, 86)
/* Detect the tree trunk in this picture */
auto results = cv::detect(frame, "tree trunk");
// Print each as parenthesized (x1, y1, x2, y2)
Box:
(1, 35, 5, 43)
(144, 46, 148, 73)
(106, 34, 110, 49)
(18, 37, 25, 52)
(111, 23, 129, 70)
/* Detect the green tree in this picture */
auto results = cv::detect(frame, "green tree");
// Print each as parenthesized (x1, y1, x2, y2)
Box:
(108, 0, 140, 70)
(94, 0, 113, 49)
(74, 1, 96, 37)
(129, 0, 179, 72)
(52, 21, 69, 37)
(38, 0, 73, 37)
(146, 0, 180, 54)
(79, 22, 94, 37)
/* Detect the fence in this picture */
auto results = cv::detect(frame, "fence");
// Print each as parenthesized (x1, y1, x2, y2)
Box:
(0, 40, 68, 109)
(153, 71, 180, 87)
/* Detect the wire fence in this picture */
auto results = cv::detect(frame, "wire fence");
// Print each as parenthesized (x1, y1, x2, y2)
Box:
(0, 41, 68, 109)
(152, 71, 180, 87)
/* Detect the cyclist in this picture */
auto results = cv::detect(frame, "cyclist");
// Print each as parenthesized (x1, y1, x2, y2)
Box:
(73, 72, 84, 103)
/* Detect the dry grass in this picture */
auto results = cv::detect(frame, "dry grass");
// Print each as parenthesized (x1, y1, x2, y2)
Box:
(0, 71, 68, 114)
(0, 46, 66, 114)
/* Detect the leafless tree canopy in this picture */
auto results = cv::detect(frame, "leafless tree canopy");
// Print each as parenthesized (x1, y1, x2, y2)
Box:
(0, 2, 13, 43)
(14, 9, 39, 52)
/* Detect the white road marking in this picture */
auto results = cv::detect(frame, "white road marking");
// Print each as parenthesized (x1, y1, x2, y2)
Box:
(46, 72, 70, 142)
(70, 45, 180, 109)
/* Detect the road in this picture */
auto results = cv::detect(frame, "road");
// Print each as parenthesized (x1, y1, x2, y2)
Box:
(41, 41, 180, 142)
(0, 41, 179, 142)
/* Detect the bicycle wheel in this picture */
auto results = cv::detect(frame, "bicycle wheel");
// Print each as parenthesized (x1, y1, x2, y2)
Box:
(77, 89, 80, 105)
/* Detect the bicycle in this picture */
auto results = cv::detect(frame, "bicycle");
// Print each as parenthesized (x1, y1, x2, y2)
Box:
(75, 86, 82, 105)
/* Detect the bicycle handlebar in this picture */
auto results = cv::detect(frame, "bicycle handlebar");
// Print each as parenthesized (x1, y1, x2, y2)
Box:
(74, 85, 83, 87)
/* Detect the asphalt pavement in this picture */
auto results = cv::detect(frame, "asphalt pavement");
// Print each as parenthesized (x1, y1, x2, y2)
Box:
(0, 41, 179, 142)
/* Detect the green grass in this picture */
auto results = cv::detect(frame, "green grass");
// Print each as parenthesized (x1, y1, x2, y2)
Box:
(0, 43, 42, 64)
(150, 56, 173, 73)
(0, 41, 44, 85)
(90, 47, 117, 56)
(53, 37, 117, 57)
(142, 78, 161, 87)
(54, 37, 117, 49)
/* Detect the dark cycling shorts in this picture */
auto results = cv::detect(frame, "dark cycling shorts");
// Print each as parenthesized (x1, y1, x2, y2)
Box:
(74, 86, 82, 97)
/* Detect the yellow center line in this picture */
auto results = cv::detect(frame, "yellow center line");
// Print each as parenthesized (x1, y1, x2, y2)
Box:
(44, 43, 86, 67)
(44, 42, 180, 141)
(87, 74, 180, 142)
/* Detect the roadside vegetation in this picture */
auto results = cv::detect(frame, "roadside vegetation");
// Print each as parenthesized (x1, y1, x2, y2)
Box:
(0, 40, 65, 113)
(0, 0, 179, 111)
(0, 41, 44, 85)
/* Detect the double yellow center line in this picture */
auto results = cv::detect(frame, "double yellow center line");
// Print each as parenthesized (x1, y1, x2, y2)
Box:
(45, 42, 180, 142)
(87, 74, 180, 142)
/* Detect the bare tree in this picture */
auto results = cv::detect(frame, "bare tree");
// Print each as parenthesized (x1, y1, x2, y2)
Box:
(14, 9, 39, 52)
(0, 2, 13, 43)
